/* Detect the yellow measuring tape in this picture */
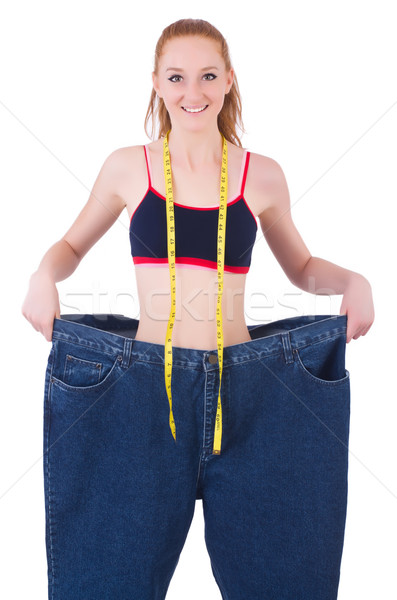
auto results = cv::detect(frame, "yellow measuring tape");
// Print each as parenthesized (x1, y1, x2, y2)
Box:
(163, 129, 227, 455)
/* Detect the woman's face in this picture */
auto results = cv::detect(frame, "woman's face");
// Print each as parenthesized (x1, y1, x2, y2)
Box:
(152, 36, 234, 131)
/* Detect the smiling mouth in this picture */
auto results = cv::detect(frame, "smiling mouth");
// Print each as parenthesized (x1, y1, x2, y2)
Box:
(182, 105, 209, 113)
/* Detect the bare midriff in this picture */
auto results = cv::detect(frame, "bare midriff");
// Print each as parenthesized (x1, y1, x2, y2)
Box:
(134, 265, 252, 350)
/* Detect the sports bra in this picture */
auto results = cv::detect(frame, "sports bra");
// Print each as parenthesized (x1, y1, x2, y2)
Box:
(129, 144, 258, 274)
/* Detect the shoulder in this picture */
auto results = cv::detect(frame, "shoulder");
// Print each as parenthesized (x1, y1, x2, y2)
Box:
(98, 145, 146, 188)
(247, 151, 289, 214)
(104, 144, 145, 170)
(91, 145, 147, 210)
(248, 151, 286, 187)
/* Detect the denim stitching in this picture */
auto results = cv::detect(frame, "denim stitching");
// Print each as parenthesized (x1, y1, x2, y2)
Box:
(129, 348, 285, 370)
(63, 354, 102, 385)
(52, 333, 120, 359)
(292, 331, 347, 352)
(293, 348, 350, 387)
(281, 332, 294, 364)
(52, 355, 122, 392)
(240, 343, 351, 449)
(44, 348, 56, 599)
(44, 342, 158, 456)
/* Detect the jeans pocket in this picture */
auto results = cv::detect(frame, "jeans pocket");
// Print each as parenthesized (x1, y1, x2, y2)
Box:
(294, 334, 350, 386)
(51, 339, 123, 391)
(63, 354, 106, 387)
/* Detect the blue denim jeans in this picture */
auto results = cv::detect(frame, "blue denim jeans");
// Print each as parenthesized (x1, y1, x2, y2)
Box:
(43, 313, 350, 599)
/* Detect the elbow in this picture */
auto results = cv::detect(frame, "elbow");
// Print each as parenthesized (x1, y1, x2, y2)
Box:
(61, 237, 82, 263)
(289, 256, 313, 289)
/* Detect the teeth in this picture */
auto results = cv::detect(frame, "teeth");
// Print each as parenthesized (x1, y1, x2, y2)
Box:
(182, 105, 207, 113)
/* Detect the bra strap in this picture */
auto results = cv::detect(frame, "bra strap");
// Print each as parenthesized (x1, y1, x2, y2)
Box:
(143, 145, 152, 188)
(240, 150, 250, 196)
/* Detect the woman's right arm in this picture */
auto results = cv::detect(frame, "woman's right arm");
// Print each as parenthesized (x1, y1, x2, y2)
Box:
(21, 147, 130, 342)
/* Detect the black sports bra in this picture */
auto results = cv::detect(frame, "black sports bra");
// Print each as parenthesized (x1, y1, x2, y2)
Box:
(129, 145, 258, 274)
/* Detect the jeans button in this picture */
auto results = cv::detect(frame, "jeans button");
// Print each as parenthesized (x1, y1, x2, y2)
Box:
(208, 353, 218, 364)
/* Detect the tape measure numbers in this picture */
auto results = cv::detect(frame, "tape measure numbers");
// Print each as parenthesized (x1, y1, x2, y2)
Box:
(163, 129, 227, 455)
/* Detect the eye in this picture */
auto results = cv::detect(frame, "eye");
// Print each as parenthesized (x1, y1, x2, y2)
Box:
(167, 73, 218, 83)
(168, 75, 182, 83)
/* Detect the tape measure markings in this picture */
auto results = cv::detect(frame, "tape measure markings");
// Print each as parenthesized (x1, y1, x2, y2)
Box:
(163, 130, 227, 455)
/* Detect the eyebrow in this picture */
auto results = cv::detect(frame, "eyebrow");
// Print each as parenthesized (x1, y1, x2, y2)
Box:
(166, 66, 219, 72)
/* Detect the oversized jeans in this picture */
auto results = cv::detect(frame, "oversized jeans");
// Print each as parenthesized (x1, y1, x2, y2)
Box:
(43, 313, 350, 599)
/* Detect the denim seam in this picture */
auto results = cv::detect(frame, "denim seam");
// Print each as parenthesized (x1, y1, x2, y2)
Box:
(132, 358, 202, 369)
(63, 354, 103, 385)
(224, 350, 284, 368)
(45, 354, 56, 599)
(51, 334, 119, 359)
(293, 348, 350, 386)
(50, 359, 123, 392)
(292, 331, 347, 352)
(196, 368, 209, 489)
(131, 349, 285, 370)
(289, 315, 346, 332)
(122, 337, 133, 369)
(281, 332, 294, 364)
(52, 328, 346, 369)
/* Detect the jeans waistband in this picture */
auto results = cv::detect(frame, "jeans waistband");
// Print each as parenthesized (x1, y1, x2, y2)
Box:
(51, 314, 347, 371)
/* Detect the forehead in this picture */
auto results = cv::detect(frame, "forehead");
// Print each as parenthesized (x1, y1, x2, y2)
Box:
(160, 36, 223, 69)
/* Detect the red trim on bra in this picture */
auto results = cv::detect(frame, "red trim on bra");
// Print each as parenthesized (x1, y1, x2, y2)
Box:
(147, 186, 244, 209)
(133, 255, 250, 274)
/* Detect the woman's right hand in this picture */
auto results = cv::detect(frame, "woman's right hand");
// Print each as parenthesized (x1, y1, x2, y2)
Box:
(21, 271, 61, 342)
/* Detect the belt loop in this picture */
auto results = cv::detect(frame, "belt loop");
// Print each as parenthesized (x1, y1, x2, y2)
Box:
(121, 338, 133, 369)
(281, 332, 293, 364)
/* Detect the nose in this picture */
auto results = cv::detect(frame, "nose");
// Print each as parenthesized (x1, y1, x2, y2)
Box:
(184, 79, 205, 101)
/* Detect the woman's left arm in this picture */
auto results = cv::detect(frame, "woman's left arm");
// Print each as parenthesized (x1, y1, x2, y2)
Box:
(255, 154, 375, 343)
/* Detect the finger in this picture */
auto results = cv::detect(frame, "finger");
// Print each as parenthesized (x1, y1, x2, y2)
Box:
(43, 321, 54, 342)
(352, 326, 367, 340)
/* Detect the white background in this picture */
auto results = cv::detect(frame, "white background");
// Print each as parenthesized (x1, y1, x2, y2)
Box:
(1, 0, 396, 598)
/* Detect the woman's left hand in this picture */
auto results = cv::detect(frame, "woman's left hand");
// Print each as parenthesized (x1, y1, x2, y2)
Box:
(340, 274, 375, 343)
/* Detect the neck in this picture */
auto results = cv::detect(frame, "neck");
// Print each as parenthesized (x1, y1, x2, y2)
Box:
(167, 125, 223, 172)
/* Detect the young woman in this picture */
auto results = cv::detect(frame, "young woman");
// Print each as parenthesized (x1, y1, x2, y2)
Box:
(22, 18, 374, 600)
